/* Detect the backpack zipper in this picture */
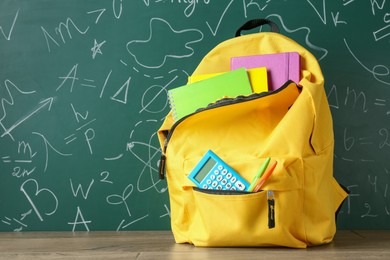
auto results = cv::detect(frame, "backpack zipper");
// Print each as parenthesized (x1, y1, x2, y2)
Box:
(158, 80, 298, 179)
(193, 187, 275, 229)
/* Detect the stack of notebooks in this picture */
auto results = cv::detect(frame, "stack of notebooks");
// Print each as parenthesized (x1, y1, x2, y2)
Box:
(168, 51, 301, 121)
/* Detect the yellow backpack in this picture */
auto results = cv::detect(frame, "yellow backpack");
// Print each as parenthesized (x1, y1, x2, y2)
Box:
(157, 19, 348, 248)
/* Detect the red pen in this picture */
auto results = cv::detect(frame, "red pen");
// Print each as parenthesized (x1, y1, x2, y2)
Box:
(253, 161, 278, 192)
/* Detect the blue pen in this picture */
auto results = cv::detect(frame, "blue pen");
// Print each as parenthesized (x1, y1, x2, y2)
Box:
(248, 157, 271, 192)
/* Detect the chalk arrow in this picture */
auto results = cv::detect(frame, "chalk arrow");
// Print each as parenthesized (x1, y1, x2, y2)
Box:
(1, 97, 55, 138)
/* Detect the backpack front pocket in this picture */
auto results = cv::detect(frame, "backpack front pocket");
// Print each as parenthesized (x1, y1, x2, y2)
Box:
(189, 187, 307, 248)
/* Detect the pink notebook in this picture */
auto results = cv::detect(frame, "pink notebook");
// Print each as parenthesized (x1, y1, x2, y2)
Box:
(231, 52, 300, 91)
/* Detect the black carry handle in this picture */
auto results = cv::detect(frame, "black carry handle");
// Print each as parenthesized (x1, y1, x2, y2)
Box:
(235, 19, 279, 37)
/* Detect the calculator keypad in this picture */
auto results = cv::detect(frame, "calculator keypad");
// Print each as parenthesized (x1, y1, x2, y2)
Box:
(202, 163, 246, 191)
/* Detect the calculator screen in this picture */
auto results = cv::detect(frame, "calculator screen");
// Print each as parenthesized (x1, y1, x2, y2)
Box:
(194, 157, 216, 182)
(188, 150, 250, 191)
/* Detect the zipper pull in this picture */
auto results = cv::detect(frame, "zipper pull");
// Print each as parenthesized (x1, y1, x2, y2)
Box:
(267, 190, 275, 229)
(158, 139, 169, 180)
(159, 154, 166, 180)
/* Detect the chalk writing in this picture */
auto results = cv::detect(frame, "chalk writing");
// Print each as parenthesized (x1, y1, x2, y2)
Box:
(370, 0, 386, 16)
(8, 141, 37, 178)
(342, 0, 355, 6)
(346, 185, 360, 214)
(373, 23, 390, 41)
(84, 128, 95, 154)
(127, 120, 167, 193)
(328, 84, 390, 116)
(87, 9, 106, 24)
(307, 0, 327, 25)
(1, 0, 389, 232)
(68, 206, 91, 231)
(0, 80, 37, 141)
(206, 0, 234, 36)
(32, 132, 72, 172)
(152, 0, 211, 17)
(379, 128, 390, 149)
(91, 39, 106, 59)
(100, 171, 113, 184)
(117, 214, 149, 230)
(139, 76, 178, 114)
(100, 70, 112, 99)
(267, 14, 328, 61)
(160, 204, 171, 218)
(126, 17, 204, 69)
(41, 17, 89, 52)
(344, 38, 390, 86)
(107, 183, 134, 216)
(0, 9, 19, 41)
(20, 179, 58, 222)
(64, 103, 98, 153)
(361, 202, 378, 218)
(331, 12, 347, 27)
(111, 77, 131, 104)
(2, 209, 32, 232)
(70, 179, 95, 199)
(113, 0, 124, 19)
(1, 98, 54, 139)
(243, 0, 271, 18)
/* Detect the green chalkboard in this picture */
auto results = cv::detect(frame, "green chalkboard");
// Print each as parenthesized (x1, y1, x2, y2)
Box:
(0, 0, 389, 231)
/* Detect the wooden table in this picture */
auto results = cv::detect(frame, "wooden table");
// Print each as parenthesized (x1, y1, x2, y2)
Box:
(1, 230, 389, 259)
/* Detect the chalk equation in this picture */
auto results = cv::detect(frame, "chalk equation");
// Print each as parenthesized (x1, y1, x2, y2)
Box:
(1, 0, 390, 232)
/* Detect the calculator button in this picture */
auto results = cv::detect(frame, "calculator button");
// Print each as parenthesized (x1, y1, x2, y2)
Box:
(221, 179, 227, 185)
(214, 169, 220, 175)
(217, 185, 223, 190)
(221, 169, 228, 175)
(206, 179, 212, 185)
(217, 175, 223, 181)
(210, 175, 216, 180)
(231, 187, 237, 191)
(202, 184, 208, 189)
(235, 181, 246, 191)
(231, 177, 237, 183)
(226, 173, 232, 179)
(212, 181, 218, 187)
(226, 183, 232, 189)
(217, 165, 223, 171)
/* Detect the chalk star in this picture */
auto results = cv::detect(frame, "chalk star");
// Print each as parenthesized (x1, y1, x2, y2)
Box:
(91, 39, 106, 59)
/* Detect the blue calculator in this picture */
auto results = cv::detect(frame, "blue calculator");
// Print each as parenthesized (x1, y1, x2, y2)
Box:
(188, 150, 250, 191)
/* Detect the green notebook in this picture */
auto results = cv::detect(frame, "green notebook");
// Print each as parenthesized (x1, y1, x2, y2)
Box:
(168, 68, 253, 121)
